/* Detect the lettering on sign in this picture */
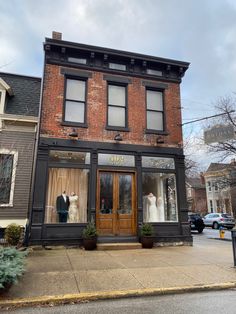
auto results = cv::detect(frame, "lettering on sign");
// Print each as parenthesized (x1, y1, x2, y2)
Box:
(204, 125, 235, 144)
(98, 154, 135, 167)
(142, 156, 175, 169)
(109, 155, 125, 165)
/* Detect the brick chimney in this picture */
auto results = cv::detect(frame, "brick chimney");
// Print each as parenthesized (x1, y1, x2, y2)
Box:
(200, 172, 205, 185)
(52, 31, 62, 40)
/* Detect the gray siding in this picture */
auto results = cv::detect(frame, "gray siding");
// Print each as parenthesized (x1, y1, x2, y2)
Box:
(0, 130, 36, 219)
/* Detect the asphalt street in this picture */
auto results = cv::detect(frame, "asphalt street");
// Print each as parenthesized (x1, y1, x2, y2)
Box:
(3, 290, 236, 314)
(192, 226, 232, 241)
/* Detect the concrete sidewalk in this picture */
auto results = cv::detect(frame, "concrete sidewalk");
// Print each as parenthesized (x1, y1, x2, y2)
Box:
(1, 238, 236, 307)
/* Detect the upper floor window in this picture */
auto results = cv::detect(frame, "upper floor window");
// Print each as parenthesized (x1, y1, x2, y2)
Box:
(146, 69, 162, 76)
(207, 181, 211, 192)
(146, 89, 164, 131)
(107, 84, 127, 128)
(64, 78, 86, 125)
(109, 63, 126, 71)
(68, 57, 87, 65)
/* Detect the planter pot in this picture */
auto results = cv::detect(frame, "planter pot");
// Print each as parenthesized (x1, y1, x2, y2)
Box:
(141, 236, 154, 249)
(0, 282, 12, 295)
(83, 237, 97, 250)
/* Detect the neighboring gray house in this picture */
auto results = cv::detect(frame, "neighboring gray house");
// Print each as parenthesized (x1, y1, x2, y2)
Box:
(0, 72, 41, 230)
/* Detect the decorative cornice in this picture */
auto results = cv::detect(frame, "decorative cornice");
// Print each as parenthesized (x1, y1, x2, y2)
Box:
(44, 38, 190, 82)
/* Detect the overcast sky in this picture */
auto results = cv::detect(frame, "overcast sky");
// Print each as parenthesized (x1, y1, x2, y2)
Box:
(1, 0, 236, 168)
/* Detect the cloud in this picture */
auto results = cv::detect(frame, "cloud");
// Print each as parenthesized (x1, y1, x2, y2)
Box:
(1, 0, 236, 167)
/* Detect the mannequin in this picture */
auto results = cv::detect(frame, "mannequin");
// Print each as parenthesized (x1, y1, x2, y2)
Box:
(56, 191, 70, 223)
(147, 193, 159, 222)
(157, 196, 165, 221)
(68, 192, 79, 223)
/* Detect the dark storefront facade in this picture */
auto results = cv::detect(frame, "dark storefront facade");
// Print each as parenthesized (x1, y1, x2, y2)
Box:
(31, 139, 191, 245)
(29, 32, 191, 245)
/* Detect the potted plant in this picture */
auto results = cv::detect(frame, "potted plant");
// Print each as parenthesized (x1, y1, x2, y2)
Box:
(82, 222, 98, 250)
(140, 223, 154, 248)
(4, 223, 22, 247)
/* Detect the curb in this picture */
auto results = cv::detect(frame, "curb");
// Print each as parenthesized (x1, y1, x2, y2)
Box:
(1, 282, 236, 309)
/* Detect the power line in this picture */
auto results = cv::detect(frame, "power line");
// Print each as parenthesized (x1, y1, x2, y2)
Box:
(181, 110, 235, 126)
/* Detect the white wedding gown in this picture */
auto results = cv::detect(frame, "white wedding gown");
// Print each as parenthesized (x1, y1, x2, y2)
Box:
(147, 195, 159, 222)
(68, 195, 79, 223)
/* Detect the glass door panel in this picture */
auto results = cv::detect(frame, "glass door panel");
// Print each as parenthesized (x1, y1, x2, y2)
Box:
(96, 171, 136, 236)
(99, 173, 113, 214)
(118, 174, 132, 214)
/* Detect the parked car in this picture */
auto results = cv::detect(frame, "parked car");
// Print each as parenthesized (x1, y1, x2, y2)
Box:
(203, 213, 235, 229)
(188, 213, 205, 233)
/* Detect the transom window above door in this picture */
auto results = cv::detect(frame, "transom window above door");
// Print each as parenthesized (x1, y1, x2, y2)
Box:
(146, 89, 164, 132)
(64, 78, 86, 125)
(107, 84, 127, 129)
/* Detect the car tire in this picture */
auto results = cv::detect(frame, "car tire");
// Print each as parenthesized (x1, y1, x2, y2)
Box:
(213, 222, 219, 229)
(197, 228, 204, 233)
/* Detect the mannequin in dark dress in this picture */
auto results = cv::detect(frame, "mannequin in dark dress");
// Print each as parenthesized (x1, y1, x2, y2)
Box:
(56, 191, 70, 223)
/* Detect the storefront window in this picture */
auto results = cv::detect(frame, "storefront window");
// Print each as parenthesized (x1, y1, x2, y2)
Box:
(49, 151, 90, 165)
(45, 168, 89, 223)
(142, 173, 178, 222)
(142, 156, 175, 169)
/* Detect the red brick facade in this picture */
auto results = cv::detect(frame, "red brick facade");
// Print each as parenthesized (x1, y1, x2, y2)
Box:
(41, 64, 183, 147)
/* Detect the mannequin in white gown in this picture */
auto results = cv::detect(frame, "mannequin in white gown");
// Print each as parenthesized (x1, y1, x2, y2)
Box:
(68, 193, 79, 223)
(147, 193, 159, 222)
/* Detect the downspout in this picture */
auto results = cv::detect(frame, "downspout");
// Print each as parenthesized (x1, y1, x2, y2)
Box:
(26, 49, 46, 246)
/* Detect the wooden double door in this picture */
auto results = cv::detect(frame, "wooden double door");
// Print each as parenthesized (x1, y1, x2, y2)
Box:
(96, 171, 137, 236)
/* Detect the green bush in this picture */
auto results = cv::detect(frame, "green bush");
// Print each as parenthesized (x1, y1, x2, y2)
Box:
(0, 247, 27, 289)
(82, 222, 98, 239)
(141, 223, 154, 236)
(4, 223, 22, 246)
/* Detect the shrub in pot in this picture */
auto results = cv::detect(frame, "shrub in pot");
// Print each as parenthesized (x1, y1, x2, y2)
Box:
(4, 223, 22, 246)
(0, 247, 27, 293)
(141, 223, 154, 248)
(82, 222, 98, 250)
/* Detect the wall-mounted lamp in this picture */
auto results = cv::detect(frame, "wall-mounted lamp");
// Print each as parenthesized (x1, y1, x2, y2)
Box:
(68, 128, 78, 139)
(156, 135, 164, 144)
(114, 133, 123, 142)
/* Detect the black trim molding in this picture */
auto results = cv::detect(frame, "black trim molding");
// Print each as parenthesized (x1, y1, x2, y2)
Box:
(103, 74, 132, 84)
(142, 80, 169, 89)
(60, 67, 92, 78)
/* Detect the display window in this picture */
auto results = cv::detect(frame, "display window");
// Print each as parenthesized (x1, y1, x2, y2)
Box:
(142, 172, 178, 222)
(45, 168, 89, 223)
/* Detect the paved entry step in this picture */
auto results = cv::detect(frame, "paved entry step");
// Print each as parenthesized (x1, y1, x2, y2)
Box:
(97, 242, 142, 250)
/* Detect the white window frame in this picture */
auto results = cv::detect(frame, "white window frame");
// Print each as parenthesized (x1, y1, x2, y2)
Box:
(0, 149, 18, 207)
(146, 88, 164, 131)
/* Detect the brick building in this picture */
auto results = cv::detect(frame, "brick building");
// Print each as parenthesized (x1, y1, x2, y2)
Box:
(30, 32, 191, 245)
(186, 176, 207, 215)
